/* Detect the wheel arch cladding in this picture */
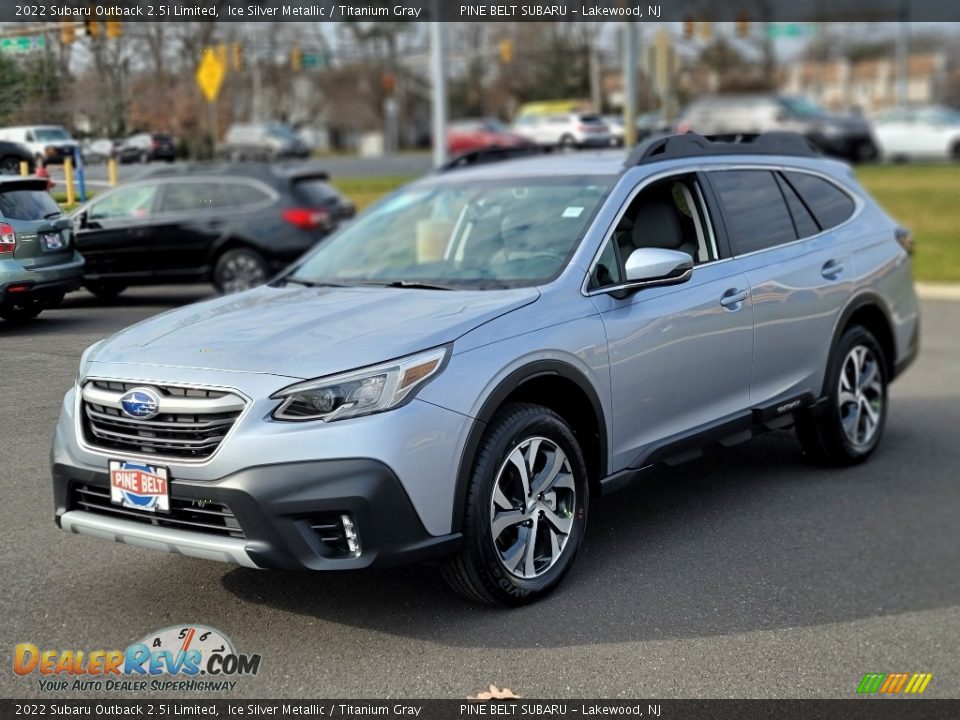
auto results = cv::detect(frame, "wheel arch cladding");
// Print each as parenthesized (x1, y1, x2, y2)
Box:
(451, 361, 607, 533)
(833, 293, 897, 387)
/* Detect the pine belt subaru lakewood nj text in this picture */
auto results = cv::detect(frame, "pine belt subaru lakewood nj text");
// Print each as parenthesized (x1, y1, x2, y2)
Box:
(52, 134, 920, 605)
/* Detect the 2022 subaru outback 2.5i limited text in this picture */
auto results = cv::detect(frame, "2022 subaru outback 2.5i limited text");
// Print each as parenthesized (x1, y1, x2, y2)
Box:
(52, 133, 919, 605)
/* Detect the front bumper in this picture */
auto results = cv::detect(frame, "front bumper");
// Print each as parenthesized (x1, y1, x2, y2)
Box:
(54, 459, 462, 571)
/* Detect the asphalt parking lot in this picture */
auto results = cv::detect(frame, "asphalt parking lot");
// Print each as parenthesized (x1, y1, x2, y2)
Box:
(2, 287, 958, 699)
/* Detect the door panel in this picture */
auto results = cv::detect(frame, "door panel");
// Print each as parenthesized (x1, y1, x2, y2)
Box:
(74, 183, 160, 279)
(591, 261, 754, 471)
(152, 181, 227, 278)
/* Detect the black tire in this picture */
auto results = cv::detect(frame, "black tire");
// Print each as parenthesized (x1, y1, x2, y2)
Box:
(796, 325, 888, 466)
(85, 282, 127, 300)
(139, 151, 150, 164)
(442, 402, 589, 606)
(951, 141, 960, 162)
(559, 134, 577, 150)
(0, 155, 25, 175)
(213, 247, 269, 294)
(0, 302, 43, 323)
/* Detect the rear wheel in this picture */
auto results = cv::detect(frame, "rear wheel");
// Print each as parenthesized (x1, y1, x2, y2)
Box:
(559, 134, 577, 150)
(0, 301, 43, 323)
(796, 325, 888, 465)
(85, 282, 126, 300)
(213, 247, 269, 294)
(442, 403, 589, 606)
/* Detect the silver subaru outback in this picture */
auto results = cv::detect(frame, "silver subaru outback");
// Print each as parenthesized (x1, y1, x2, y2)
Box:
(52, 134, 919, 605)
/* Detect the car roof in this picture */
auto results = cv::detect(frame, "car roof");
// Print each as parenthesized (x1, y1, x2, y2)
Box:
(430, 149, 627, 182)
(0, 176, 49, 190)
(142, 161, 329, 182)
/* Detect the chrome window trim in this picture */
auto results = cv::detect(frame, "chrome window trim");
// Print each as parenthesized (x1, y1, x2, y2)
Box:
(75, 377, 253, 468)
(581, 161, 864, 296)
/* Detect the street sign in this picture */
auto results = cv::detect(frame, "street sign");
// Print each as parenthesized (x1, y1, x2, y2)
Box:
(195, 47, 226, 103)
(0, 35, 46, 54)
(301, 52, 328, 69)
(766, 23, 815, 38)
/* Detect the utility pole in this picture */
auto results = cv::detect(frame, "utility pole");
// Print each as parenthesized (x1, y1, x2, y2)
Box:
(430, 13, 447, 167)
(622, 22, 638, 148)
(896, 0, 910, 105)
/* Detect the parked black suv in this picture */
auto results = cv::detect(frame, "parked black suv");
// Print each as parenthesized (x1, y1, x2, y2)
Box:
(72, 163, 355, 296)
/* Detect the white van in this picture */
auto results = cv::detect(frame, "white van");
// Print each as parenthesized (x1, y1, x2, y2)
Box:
(0, 125, 80, 166)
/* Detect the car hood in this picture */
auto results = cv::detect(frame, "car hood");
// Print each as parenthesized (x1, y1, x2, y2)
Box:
(89, 284, 540, 380)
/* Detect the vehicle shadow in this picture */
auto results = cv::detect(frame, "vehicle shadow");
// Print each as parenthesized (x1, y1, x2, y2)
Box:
(220, 395, 960, 648)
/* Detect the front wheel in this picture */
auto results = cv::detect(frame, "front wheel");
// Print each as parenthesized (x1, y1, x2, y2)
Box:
(796, 325, 888, 465)
(85, 282, 126, 300)
(442, 402, 589, 606)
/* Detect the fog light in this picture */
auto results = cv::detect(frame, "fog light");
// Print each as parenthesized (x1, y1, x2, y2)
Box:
(341, 513, 361, 556)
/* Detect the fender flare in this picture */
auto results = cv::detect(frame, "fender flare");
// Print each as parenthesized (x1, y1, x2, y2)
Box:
(823, 290, 897, 394)
(449, 359, 608, 533)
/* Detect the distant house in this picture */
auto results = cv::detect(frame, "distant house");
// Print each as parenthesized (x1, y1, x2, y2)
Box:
(781, 53, 950, 113)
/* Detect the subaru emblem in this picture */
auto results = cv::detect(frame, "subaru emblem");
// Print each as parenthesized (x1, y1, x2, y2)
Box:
(119, 387, 161, 420)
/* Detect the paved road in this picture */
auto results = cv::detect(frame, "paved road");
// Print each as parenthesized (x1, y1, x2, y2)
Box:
(2, 288, 958, 699)
(46, 154, 433, 191)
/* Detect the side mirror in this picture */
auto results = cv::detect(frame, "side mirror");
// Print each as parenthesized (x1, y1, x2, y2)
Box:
(75, 211, 88, 229)
(622, 247, 693, 286)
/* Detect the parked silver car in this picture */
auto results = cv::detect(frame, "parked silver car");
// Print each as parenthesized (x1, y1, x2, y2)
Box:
(52, 133, 919, 604)
(514, 112, 612, 149)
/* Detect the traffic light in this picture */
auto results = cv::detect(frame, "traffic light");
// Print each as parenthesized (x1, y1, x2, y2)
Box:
(231, 42, 243, 71)
(105, 19, 122, 39)
(381, 72, 396, 95)
(736, 12, 750, 37)
(84, 19, 101, 39)
(291, 45, 302, 71)
(682, 17, 695, 40)
(499, 38, 513, 64)
(60, 21, 75, 45)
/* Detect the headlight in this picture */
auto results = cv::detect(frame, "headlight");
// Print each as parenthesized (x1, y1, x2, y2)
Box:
(272, 346, 449, 422)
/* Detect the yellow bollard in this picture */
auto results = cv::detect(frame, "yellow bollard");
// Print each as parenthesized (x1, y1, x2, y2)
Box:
(63, 158, 75, 206)
(19, 161, 29, 177)
(107, 157, 118, 187)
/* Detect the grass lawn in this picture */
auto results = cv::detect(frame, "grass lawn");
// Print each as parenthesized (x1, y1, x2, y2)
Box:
(332, 166, 960, 283)
(855, 165, 960, 283)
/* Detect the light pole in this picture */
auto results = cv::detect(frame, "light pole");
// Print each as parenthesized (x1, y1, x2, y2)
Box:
(430, 15, 448, 167)
(622, 22, 638, 148)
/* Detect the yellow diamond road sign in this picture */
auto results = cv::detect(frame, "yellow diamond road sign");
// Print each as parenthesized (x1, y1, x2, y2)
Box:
(196, 48, 226, 103)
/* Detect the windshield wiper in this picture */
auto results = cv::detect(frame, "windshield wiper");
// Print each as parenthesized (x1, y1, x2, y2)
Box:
(43, 211, 63, 219)
(357, 280, 455, 291)
(276, 277, 349, 288)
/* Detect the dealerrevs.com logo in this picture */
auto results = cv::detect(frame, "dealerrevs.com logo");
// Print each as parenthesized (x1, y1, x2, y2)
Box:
(857, 672, 933, 696)
(14, 625, 261, 693)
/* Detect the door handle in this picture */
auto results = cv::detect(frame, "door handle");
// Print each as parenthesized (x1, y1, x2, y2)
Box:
(821, 259, 845, 279)
(719, 288, 749, 308)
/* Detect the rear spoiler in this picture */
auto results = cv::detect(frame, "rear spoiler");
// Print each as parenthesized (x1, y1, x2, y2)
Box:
(0, 177, 49, 193)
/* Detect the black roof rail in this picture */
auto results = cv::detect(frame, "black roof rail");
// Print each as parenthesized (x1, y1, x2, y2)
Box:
(438, 145, 544, 172)
(625, 132, 820, 167)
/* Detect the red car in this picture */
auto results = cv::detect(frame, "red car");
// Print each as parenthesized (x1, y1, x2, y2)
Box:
(447, 118, 532, 156)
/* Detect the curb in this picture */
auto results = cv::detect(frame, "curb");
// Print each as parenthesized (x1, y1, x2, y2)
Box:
(915, 283, 960, 301)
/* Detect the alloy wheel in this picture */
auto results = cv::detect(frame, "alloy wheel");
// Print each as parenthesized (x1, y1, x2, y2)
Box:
(837, 344, 884, 448)
(489, 436, 576, 580)
(220, 255, 266, 293)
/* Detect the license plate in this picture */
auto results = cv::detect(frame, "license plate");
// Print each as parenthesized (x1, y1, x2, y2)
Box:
(109, 460, 170, 513)
(42, 233, 64, 250)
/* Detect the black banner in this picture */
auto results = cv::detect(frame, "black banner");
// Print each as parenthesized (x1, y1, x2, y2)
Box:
(2, 700, 960, 720)
(1, 0, 960, 23)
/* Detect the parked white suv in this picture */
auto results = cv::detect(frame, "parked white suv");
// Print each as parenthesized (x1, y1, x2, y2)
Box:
(0, 125, 79, 167)
(513, 113, 612, 149)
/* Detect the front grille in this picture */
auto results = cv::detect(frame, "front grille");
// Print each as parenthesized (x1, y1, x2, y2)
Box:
(80, 380, 245, 461)
(70, 483, 244, 539)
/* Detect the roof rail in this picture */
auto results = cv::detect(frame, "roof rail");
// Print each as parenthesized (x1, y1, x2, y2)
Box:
(438, 145, 544, 172)
(625, 132, 820, 167)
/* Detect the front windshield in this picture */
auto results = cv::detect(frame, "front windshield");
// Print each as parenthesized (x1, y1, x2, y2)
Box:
(35, 127, 71, 141)
(781, 96, 825, 118)
(289, 175, 615, 289)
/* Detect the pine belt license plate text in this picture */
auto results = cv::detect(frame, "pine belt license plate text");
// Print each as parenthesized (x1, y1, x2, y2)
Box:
(109, 460, 170, 513)
(42, 233, 64, 250)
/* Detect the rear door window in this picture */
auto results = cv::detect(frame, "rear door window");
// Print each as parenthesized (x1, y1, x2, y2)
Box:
(160, 181, 228, 213)
(222, 182, 272, 207)
(781, 172, 855, 230)
(293, 178, 342, 206)
(0, 188, 61, 221)
(710, 170, 796, 254)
